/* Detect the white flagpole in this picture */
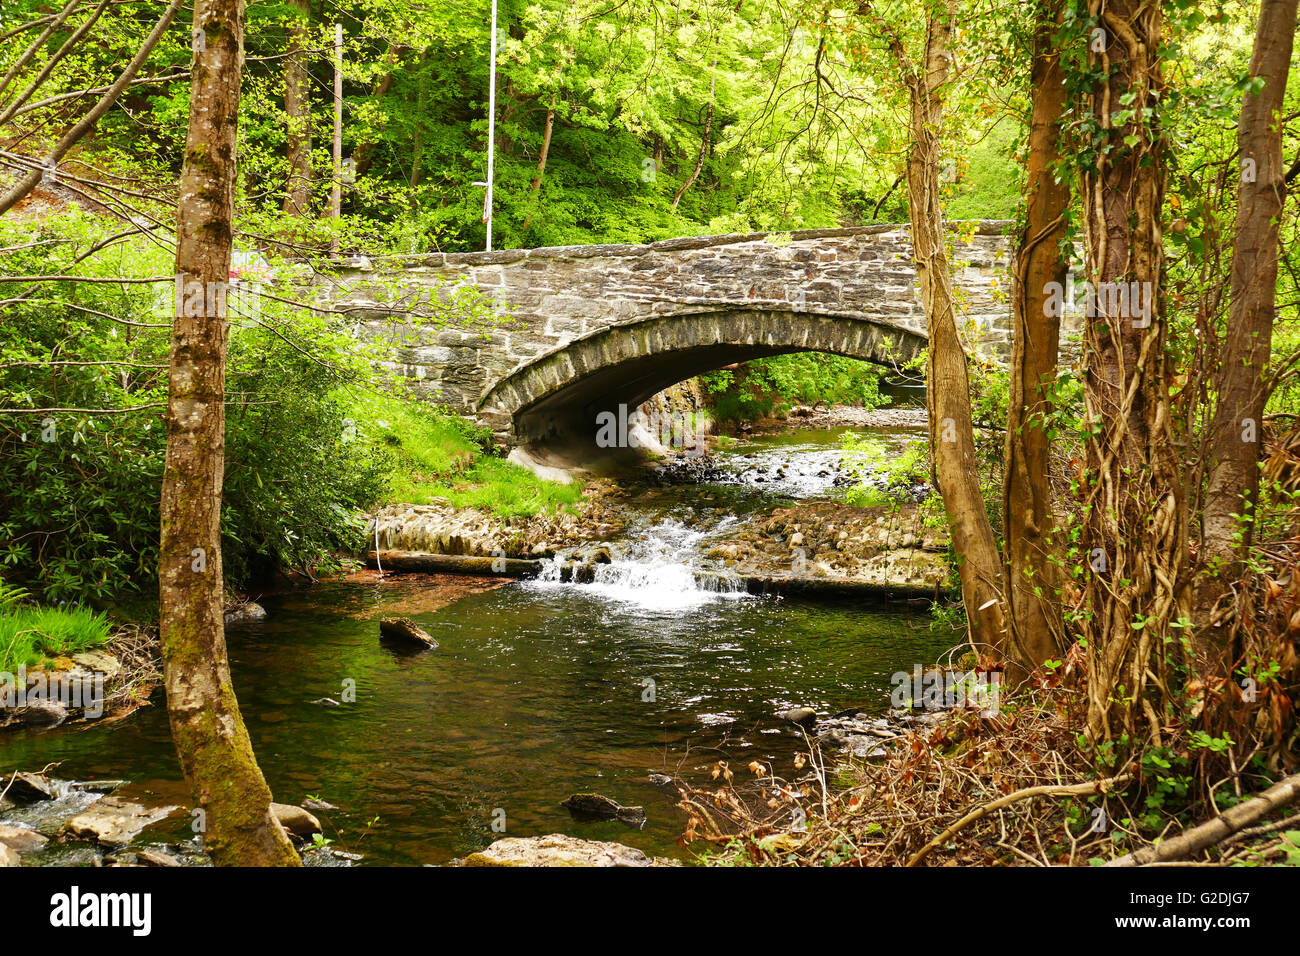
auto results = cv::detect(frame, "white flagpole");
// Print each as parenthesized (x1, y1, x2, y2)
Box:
(484, 0, 498, 251)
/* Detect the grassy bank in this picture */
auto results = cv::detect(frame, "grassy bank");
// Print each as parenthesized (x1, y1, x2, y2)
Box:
(0, 581, 111, 672)
(351, 391, 584, 517)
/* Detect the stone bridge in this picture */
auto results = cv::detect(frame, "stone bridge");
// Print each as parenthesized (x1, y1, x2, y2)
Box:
(330, 222, 1015, 467)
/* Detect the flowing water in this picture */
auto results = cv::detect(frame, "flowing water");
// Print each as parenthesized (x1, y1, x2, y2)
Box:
(0, 425, 958, 865)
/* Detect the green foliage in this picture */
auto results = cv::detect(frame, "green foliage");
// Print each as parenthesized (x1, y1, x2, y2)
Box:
(0, 213, 440, 601)
(840, 434, 928, 506)
(0, 595, 112, 671)
(700, 354, 887, 424)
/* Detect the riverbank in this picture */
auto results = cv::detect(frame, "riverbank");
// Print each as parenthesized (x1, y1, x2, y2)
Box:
(0, 625, 159, 733)
(363, 412, 952, 599)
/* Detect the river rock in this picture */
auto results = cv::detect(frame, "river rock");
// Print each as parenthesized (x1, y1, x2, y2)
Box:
(14, 700, 68, 727)
(62, 796, 178, 847)
(271, 802, 322, 838)
(461, 834, 656, 867)
(0, 844, 19, 867)
(69, 779, 127, 794)
(224, 602, 267, 625)
(378, 617, 438, 648)
(136, 848, 182, 867)
(561, 793, 646, 828)
(70, 649, 121, 681)
(0, 823, 48, 853)
(4, 771, 55, 802)
(782, 707, 818, 727)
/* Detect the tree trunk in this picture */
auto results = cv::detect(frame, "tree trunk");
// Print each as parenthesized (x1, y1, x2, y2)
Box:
(351, 44, 405, 178)
(159, 0, 300, 867)
(1002, 0, 1070, 670)
(1194, 0, 1298, 646)
(894, 2, 1008, 664)
(521, 105, 555, 230)
(281, 0, 312, 216)
(671, 67, 715, 211)
(1078, 0, 1186, 750)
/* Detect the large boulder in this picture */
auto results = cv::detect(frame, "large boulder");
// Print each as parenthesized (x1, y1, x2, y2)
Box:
(271, 803, 322, 838)
(460, 834, 657, 867)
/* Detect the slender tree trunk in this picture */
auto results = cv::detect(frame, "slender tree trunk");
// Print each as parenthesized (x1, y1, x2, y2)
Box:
(160, 0, 299, 867)
(1195, 0, 1298, 646)
(869, 1, 1007, 663)
(671, 66, 715, 211)
(1078, 0, 1186, 750)
(282, 0, 312, 216)
(521, 105, 555, 230)
(1003, 0, 1070, 670)
(351, 44, 405, 178)
(409, 50, 429, 199)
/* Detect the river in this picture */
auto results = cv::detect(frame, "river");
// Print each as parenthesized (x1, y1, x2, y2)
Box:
(0, 424, 961, 865)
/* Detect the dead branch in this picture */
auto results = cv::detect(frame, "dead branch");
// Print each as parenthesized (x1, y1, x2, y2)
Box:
(1107, 772, 1300, 867)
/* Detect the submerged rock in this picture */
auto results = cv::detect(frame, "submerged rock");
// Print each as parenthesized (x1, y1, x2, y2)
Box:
(782, 707, 818, 727)
(62, 796, 178, 847)
(14, 700, 68, 728)
(460, 834, 658, 867)
(561, 793, 646, 828)
(378, 617, 438, 648)
(0, 844, 19, 866)
(135, 848, 182, 868)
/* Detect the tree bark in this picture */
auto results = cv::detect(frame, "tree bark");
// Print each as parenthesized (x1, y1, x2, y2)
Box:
(1194, 0, 1298, 644)
(521, 105, 555, 230)
(1002, 0, 1070, 670)
(671, 67, 715, 211)
(351, 44, 405, 178)
(1078, 0, 1186, 750)
(902, 5, 1008, 663)
(281, 0, 313, 216)
(159, 0, 299, 867)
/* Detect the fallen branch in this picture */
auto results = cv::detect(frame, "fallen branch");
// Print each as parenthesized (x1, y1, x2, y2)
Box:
(1107, 771, 1300, 867)
(907, 773, 1132, 867)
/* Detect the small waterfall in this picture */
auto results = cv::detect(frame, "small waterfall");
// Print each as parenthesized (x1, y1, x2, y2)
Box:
(530, 519, 749, 611)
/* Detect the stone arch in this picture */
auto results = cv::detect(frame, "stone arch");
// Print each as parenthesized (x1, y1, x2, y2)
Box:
(475, 308, 926, 451)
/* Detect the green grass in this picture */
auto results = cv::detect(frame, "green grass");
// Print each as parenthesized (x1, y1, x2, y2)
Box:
(0, 583, 112, 671)
(349, 390, 584, 518)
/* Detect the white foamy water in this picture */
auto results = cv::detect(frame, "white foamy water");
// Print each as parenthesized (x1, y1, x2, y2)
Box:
(528, 519, 750, 611)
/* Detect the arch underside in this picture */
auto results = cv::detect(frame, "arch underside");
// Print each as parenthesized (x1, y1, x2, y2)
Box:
(477, 309, 926, 457)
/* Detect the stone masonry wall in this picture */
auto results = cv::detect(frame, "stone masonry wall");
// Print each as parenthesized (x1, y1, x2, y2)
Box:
(325, 222, 1017, 436)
